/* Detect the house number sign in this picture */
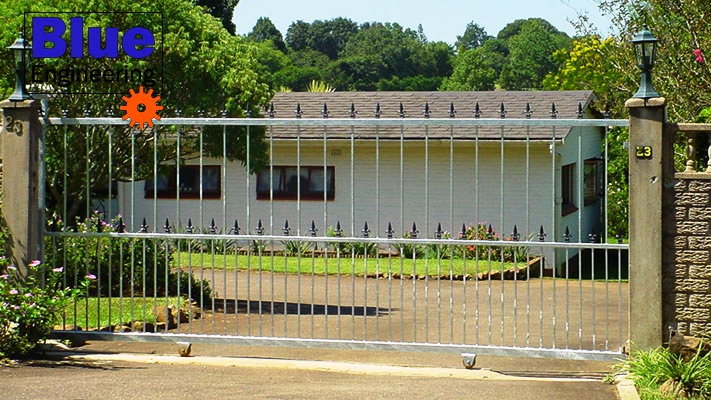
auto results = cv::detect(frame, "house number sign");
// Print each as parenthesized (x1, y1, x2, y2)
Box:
(636, 145, 653, 159)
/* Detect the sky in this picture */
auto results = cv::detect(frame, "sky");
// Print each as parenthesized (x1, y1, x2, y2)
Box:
(232, 0, 613, 44)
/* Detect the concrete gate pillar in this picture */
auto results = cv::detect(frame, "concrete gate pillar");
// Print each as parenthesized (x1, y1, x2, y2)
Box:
(1, 99, 43, 278)
(626, 97, 668, 351)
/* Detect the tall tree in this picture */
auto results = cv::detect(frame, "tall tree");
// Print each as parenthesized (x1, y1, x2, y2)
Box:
(247, 16, 287, 53)
(497, 18, 571, 90)
(440, 47, 498, 91)
(455, 22, 491, 51)
(194, 0, 239, 35)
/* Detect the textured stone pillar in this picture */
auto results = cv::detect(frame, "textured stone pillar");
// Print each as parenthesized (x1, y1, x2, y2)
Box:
(1, 99, 42, 278)
(626, 97, 667, 350)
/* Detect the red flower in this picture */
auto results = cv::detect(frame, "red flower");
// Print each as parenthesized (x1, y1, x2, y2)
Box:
(694, 49, 704, 63)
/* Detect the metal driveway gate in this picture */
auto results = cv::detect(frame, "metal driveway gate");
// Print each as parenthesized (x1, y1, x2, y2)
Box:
(47, 101, 630, 362)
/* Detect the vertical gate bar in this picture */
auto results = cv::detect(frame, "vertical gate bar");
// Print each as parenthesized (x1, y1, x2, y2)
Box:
(448, 126, 454, 344)
(605, 241, 610, 350)
(425, 126, 432, 343)
(591, 242, 597, 349)
(350, 124, 355, 340)
(474, 127, 480, 345)
(618, 246, 623, 351)
(499, 125, 505, 346)
(337, 241, 342, 340)
(130, 128, 136, 328)
(375, 127, 381, 341)
(399, 124, 405, 342)
(220, 122, 228, 334)
(84, 124, 91, 330)
(153, 127, 159, 334)
(286, 241, 291, 338)
(107, 125, 114, 327)
(323, 125, 329, 339)
(578, 246, 583, 349)
(565, 243, 570, 349)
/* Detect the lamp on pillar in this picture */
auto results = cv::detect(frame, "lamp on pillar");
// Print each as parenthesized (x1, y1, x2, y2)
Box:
(7, 33, 32, 101)
(631, 25, 659, 99)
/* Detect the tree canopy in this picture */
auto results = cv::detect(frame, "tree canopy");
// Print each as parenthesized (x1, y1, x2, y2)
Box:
(0, 0, 272, 221)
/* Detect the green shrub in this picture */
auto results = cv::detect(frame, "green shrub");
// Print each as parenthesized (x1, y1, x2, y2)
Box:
(45, 212, 213, 309)
(616, 346, 711, 399)
(0, 260, 89, 359)
(459, 223, 529, 263)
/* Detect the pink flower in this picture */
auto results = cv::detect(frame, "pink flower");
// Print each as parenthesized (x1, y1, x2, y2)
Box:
(7, 265, 16, 271)
(29, 260, 41, 267)
(86, 274, 97, 280)
(9, 289, 18, 295)
(694, 49, 705, 63)
(53, 267, 63, 273)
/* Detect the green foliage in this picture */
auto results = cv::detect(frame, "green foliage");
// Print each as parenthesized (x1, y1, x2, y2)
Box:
(440, 47, 499, 91)
(455, 22, 492, 51)
(282, 240, 315, 257)
(246, 17, 287, 52)
(0, 0, 272, 222)
(0, 261, 89, 359)
(498, 19, 571, 90)
(46, 213, 213, 308)
(616, 346, 711, 399)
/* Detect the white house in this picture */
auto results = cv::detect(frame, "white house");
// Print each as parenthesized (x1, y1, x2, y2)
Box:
(116, 91, 604, 262)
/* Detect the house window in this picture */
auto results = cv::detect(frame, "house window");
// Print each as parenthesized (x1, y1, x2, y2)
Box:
(144, 165, 221, 199)
(561, 163, 578, 216)
(257, 166, 335, 200)
(583, 159, 602, 206)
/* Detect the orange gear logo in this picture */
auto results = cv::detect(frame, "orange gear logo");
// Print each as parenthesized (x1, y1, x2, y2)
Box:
(120, 86, 163, 129)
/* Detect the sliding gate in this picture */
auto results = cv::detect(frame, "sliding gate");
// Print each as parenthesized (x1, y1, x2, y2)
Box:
(47, 109, 629, 362)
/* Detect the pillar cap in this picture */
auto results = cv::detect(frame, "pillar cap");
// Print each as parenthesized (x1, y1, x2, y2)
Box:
(625, 97, 666, 108)
(1, 99, 40, 109)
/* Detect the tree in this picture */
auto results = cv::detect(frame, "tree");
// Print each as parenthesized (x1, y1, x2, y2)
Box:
(194, 0, 239, 35)
(247, 17, 287, 53)
(596, 0, 711, 121)
(455, 22, 491, 51)
(439, 47, 498, 91)
(0, 0, 271, 222)
(285, 20, 311, 51)
(498, 18, 571, 90)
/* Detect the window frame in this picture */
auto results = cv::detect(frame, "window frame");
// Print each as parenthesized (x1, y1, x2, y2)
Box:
(583, 158, 603, 206)
(561, 163, 578, 216)
(256, 165, 335, 201)
(144, 165, 221, 200)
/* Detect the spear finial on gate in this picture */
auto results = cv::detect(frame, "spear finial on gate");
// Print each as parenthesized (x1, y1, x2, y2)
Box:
(538, 225, 546, 242)
(473, 102, 481, 118)
(84, 106, 91, 117)
(589, 232, 598, 243)
(512, 225, 520, 241)
(487, 224, 494, 240)
(349, 103, 357, 118)
(322, 103, 329, 118)
(362, 221, 370, 238)
(499, 102, 507, 118)
(449, 102, 456, 118)
(460, 223, 467, 239)
(268, 102, 275, 118)
(398, 102, 406, 118)
(564, 226, 572, 243)
(232, 219, 240, 235)
(525, 103, 532, 119)
(186, 218, 194, 234)
(374, 102, 382, 118)
(335, 221, 343, 237)
(163, 218, 171, 233)
(283, 219, 290, 236)
(550, 102, 558, 119)
(310, 220, 318, 237)
(209, 218, 217, 234)
(577, 102, 584, 119)
(435, 223, 443, 239)
(423, 102, 431, 118)
(245, 103, 252, 118)
(410, 222, 418, 239)
(116, 217, 126, 233)
(256, 219, 264, 235)
(139, 218, 148, 233)
(221, 108, 228, 118)
(386, 222, 394, 239)
(295, 103, 303, 118)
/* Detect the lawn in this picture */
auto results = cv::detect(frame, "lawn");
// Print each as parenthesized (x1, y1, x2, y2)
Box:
(59, 296, 184, 330)
(173, 251, 528, 277)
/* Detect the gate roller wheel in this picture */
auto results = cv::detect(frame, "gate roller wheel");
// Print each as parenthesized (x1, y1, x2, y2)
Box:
(461, 353, 477, 369)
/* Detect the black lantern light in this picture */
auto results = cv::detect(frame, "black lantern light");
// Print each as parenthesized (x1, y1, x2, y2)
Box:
(631, 25, 659, 99)
(8, 33, 32, 101)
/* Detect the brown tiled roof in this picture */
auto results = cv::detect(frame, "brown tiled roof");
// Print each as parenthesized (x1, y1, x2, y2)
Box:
(265, 91, 598, 141)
